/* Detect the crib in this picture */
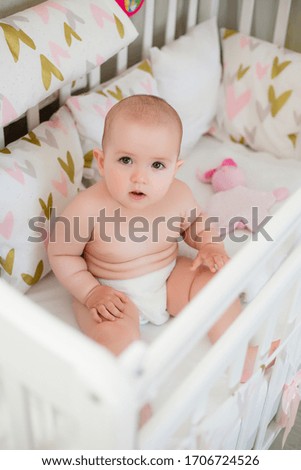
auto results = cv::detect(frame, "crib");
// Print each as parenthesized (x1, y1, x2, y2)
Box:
(1, 0, 301, 451)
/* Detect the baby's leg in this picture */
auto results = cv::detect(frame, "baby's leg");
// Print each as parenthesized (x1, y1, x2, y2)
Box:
(167, 256, 241, 342)
(73, 297, 140, 356)
(167, 257, 257, 381)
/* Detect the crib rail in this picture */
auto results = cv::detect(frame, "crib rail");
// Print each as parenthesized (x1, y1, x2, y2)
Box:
(136, 189, 301, 394)
(0, 281, 136, 449)
(119, 188, 301, 449)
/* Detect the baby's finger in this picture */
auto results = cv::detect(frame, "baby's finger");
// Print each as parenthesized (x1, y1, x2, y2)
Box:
(91, 307, 102, 323)
(107, 301, 124, 319)
(115, 290, 129, 303)
(112, 296, 127, 313)
(190, 255, 203, 271)
(203, 257, 217, 273)
(214, 254, 229, 270)
(97, 305, 116, 321)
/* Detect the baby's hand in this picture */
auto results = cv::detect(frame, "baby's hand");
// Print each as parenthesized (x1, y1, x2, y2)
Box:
(191, 243, 229, 273)
(85, 285, 128, 322)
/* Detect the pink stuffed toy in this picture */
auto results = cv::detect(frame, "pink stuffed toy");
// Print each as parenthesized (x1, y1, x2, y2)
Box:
(197, 158, 289, 233)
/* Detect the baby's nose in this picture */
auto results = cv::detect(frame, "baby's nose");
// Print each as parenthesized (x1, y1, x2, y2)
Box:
(130, 168, 148, 183)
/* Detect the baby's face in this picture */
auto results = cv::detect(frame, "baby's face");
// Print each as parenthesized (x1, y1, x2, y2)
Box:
(97, 115, 182, 209)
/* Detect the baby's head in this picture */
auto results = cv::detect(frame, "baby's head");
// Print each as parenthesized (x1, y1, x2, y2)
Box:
(101, 94, 183, 152)
(94, 95, 184, 208)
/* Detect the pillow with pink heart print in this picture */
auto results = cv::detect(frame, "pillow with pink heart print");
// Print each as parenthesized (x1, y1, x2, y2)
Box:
(211, 29, 301, 160)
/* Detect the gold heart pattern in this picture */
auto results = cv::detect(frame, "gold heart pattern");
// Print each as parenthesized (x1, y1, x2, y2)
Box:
(0, 248, 15, 275)
(22, 131, 41, 146)
(84, 150, 94, 169)
(223, 29, 238, 40)
(268, 85, 292, 117)
(114, 14, 125, 39)
(57, 151, 75, 183)
(0, 22, 36, 62)
(40, 54, 64, 91)
(230, 135, 245, 145)
(0, 148, 11, 154)
(271, 57, 291, 79)
(106, 86, 124, 101)
(138, 60, 153, 75)
(39, 192, 53, 220)
(217, 29, 300, 158)
(288, 133, 297, 148)
(0, 2, 136, 129)
(237, 64, 250, 80)
(64, 22, 82, 47)
(21, 260, 44, 286)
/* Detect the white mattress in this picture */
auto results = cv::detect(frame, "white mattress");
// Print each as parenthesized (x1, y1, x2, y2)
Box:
(27, 135, 301, 339)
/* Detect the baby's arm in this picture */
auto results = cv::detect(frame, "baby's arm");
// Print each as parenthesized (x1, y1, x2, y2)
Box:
(180, 185, 229, 272)
(48, 190, 127, 322)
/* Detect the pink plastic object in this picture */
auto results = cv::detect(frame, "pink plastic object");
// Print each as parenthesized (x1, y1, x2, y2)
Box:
(115, 0, 145, 17)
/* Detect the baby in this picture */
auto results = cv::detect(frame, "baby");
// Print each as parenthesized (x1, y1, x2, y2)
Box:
(48, 95, 241, 356)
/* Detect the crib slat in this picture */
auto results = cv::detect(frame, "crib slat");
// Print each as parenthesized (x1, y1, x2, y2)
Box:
(165, 0, 178, 44)
(288, 281, 301, 323)
(4, 378, 34, 449)
(88, 68, 101, 90)
(0, 128, 4, 149)
(239, 0, 255, 35)
(116, 47, 128, 75)
(273, 0, 292, 47)
(186, 0, 199, 30)
(26, 105, 40, 132)
(59, 83, 72, 106)
(142, 0, 155, 57)
(199, 0, 220, 20)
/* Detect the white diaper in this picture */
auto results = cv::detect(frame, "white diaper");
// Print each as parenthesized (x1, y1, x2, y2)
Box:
(99, 260, 176, 325)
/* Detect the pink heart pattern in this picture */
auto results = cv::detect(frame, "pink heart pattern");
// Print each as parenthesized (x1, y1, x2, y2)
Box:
(51, 170, 68, 197)
(49, 41, 70, 67)
(0, 212, 14, 240)
(213, 28, 301, 159)
(240, 36, 251, 48)
(141, 78, 153, 94)
(1, 96, 18, 127)
(90, 4, 114, 28)
(256, 62, 269, 80)
(226, 85, 252, 120)
(32, 4, 50, 23)
(4, 162, 25, 184)
(93, 98, 114, 117)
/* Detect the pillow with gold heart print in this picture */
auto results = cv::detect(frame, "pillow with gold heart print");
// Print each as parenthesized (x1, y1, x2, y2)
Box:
(0, 106, 83, 293)
(211, 29, 301, 160)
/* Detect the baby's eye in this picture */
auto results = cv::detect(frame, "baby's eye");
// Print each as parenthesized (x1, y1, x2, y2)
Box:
(152, 161, 165, 170)
(119, 156, 132, 165)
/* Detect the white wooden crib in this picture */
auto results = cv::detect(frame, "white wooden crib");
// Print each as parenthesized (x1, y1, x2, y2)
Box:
(1, 0, 301, 450)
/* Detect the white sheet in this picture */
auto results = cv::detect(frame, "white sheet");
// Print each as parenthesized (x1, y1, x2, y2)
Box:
(27, 135, 301, 336)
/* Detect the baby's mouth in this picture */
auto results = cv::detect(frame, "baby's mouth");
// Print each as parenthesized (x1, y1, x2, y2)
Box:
(129, 190, 146, 200)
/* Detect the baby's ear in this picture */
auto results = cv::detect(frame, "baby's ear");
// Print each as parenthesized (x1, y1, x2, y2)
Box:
(175, 159, 184, 171)
(93, 148, 104, 175)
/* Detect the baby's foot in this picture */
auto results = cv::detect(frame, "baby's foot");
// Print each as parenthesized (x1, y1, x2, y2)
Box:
(241, 345, 258, 383)
(139, 403, 152, 428)
(240, 339, 280, 383)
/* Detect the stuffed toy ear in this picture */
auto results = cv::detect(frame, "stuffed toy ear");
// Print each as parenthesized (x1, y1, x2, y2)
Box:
(221, 158, 237, 167)
(196, 167, 216, 183)
(197, 157, 237, 183)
